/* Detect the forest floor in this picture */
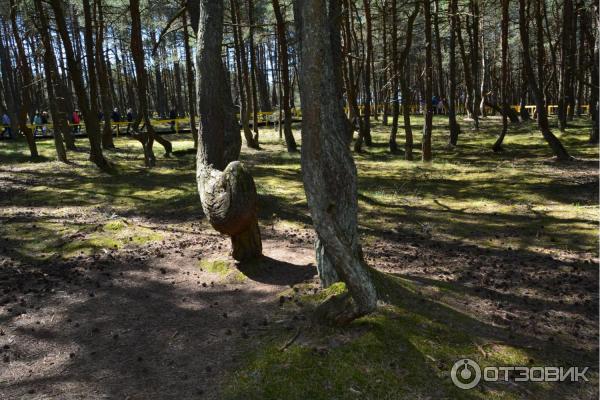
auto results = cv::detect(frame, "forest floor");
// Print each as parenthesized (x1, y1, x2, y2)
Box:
(0, 116, 598, 399)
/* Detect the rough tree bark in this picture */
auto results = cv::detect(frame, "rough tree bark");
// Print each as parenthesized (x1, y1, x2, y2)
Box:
(196, 0, 262, 262)
(294, 0, 377, 325)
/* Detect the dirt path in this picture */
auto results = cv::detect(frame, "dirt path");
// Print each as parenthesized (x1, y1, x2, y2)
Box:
(0, 226, 316, 399)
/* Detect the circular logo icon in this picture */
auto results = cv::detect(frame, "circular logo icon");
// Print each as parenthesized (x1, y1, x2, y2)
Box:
(451, 358, 481, 389)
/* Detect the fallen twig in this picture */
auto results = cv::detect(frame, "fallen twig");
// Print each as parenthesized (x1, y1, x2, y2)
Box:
(279, 328, 301, 351)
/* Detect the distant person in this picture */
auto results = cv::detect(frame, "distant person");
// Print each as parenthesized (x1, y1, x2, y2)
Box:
(33, 112, 42, 136)
(111, 108, 121, 123)
(437, 98, 445, 115)
(41, 111, 49, 135)
(432, 96, 439, 115)
(126, 108, 133, 134)
(72, 109, 81, 134)
(110, 108, 121, 135)
(169, 108, 177, 132)
(1, 113, 11, 138)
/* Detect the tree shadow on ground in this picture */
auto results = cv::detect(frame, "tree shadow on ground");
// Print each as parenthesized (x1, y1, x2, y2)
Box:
(235, 256, 316, 286)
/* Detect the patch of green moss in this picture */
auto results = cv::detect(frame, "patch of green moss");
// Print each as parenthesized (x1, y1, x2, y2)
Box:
(104, 220, 126, 231)
(199, 259, 232, 275)
(300, 282, 347, 304)
(198, 259, 249, 283)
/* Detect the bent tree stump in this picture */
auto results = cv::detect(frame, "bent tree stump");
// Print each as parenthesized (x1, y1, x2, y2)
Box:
(197, 161, 262, 261)
(195, 0, 261, 262)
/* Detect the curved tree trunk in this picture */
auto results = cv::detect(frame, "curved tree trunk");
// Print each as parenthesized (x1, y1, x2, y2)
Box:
(196, 0, 261, 262)
(518, 0, 571, 161)
(295, 0, 377, 325)
(130, 0, 172, 166)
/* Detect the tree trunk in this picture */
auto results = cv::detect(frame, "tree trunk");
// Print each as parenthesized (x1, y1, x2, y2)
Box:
(389, 0, 400, 153)
(493, 0, 509, 152)
(196, 0, 261, 262)
(518, 0, 572, 161)
(447, 0, 461, 146)
(272, 0, 298, 152)
(232, 0, 260, 149)
(340, 0, 365, 152)
(36, 0, 67, 162)
(519, 66, 531, 121)
(294, 0, 377, 325)
(50, 0, 112, 171)
(361, 0, 374, 147)
(0, 25, 19, 139)
(469, 0, 481, 130)
(590, 4, 599, 144)
(9, 0, 38, 158)
(422, 0, 433, 162)
(456, 13, 475, 125)
(400, 4, 420, 160)
(433, 0, 445, 102)
(247, 0, 260, 144)
(183, 9, 198, 148)
(95, 0, 115, 150)
(557, 0, 574, 131)
(130, 0, 172, 167)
